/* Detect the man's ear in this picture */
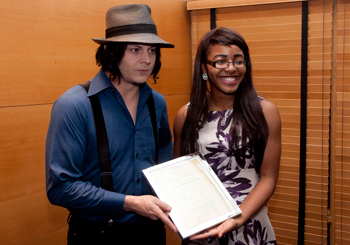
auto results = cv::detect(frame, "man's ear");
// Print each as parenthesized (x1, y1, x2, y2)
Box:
(104, 44, 107, 51)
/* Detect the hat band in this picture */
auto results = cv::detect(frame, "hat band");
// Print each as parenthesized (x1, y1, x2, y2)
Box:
(106, 24, 158, 39)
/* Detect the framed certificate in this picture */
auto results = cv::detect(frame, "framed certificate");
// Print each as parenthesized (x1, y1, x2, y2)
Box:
(142, 153, 242, 239)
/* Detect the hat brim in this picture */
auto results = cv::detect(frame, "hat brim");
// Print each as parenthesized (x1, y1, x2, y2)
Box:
(92, 33, 174, 48)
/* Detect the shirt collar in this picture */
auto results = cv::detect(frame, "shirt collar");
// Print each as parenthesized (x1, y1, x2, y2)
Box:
(88, 69, 153, 102)
(87, 69, 113, 96)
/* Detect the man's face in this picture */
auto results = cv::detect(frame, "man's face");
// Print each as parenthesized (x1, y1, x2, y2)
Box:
(118, 44, 156, 85)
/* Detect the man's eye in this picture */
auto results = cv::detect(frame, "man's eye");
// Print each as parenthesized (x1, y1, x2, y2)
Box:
(149, 48, 156, 53)
(131, 48, 138, 52)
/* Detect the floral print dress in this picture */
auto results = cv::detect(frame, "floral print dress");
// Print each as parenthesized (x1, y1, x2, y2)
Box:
(184, 108, 276, 245)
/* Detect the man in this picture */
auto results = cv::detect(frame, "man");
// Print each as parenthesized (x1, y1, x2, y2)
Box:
(45, 4, 176, 244)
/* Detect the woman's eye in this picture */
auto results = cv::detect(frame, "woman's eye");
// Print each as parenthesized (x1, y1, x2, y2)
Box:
(235, 60, 243, 65)
(131, 48, 138, 52)
(216, 60, 226, 64)
(149, 48, 156, 53)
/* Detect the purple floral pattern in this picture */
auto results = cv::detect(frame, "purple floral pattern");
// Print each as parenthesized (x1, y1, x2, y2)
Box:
(184, 109, 276, 245)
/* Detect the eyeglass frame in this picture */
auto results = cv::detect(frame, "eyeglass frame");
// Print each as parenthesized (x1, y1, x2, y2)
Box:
(206, 60, 247, 69)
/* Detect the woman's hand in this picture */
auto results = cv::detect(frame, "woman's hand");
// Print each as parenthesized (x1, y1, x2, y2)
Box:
(190, 218, 238, 241)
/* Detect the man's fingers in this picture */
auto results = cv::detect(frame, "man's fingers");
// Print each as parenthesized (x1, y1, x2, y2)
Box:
(156, 207, 178, 233)
(127, 195, 178, 233)
(165, 219, 178, 233)
(152, 198, 177, 232)
(154, 198, 172, 213)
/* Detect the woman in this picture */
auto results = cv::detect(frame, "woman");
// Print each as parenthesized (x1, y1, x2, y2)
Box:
(173, 27, 281, 244)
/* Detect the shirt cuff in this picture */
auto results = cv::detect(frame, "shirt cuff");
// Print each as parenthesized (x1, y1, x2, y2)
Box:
(98, 190, 126, 215)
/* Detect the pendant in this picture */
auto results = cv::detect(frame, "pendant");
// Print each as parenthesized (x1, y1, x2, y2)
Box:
(221, 117, 226, 126)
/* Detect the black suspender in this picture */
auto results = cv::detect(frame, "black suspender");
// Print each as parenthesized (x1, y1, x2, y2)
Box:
(146, 93, 159, 164)
(80, 81, 159, 191)
(81, 81, 113, 191)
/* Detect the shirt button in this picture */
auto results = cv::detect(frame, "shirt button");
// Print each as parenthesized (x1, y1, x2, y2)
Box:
(137, 178, 140, 183)
(136, 154, 139, 158)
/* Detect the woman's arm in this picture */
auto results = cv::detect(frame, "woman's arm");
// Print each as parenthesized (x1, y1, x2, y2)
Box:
(191, 100, 281, 240)
(173, 104, 188, 158)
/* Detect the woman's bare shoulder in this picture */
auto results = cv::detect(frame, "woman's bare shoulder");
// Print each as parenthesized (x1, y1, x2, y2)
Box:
(260, 99, 281, 129)
(175, 104, 188, 122)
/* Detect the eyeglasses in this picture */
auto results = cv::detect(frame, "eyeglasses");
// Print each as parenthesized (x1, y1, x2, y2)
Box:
(206, 60, 247, 69)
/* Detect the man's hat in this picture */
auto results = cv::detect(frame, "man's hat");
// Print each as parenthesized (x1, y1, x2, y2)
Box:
(92, 4, 174, 48)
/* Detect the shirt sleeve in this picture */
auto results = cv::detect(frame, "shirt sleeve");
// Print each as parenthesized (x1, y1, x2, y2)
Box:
(45, 89, 125, 216)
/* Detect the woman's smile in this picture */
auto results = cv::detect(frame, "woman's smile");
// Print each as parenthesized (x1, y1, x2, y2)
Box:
(220, 76, 240, 84)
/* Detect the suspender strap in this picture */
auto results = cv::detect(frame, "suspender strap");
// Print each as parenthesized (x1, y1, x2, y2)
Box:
(80, 81, 159, 191)
(80, 81, 113, 191)
(146, 93, 158, 164)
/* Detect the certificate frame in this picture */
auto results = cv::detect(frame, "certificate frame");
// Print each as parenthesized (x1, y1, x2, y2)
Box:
(142, 153, 242, 239)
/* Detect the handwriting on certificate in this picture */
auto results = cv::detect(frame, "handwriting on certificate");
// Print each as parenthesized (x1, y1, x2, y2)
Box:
(151, 159, 231, 230)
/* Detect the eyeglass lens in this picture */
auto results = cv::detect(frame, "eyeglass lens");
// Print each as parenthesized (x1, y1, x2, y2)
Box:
(216, 61, 245, 69)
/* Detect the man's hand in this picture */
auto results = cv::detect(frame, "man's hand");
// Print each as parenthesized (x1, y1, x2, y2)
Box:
(123, 195, 178, 233)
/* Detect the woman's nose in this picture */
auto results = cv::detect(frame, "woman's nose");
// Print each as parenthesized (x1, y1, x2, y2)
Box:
(225, 62, 238, 70)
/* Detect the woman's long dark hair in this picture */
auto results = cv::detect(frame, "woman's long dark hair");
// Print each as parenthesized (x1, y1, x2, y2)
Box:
(95, 42, 161, 83)
(180, 27, 269, 172)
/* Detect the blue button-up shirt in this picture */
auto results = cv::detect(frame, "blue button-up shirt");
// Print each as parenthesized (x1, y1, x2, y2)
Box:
(45, 69, 173, 223)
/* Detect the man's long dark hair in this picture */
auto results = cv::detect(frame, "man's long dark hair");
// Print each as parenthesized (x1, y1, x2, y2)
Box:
(95, 42, 161, 83)
(180, 27, 269, 173)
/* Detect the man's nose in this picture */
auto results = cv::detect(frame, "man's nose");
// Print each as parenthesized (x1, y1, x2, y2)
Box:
(140, 51, 151, 64)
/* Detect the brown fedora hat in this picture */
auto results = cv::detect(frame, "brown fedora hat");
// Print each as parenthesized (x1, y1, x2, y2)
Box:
(92, 4, 174, 48)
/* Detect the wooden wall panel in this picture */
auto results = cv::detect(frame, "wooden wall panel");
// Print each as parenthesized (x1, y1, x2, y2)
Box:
(191, 2, 303, 244)
(0, 0, 191, 244)
(165, 94, 191, 130)
(0, 105, 68, 244)
(187, 0, 307, 10)
(192, 9, 210, 65)
(335, 0, 350, 244)
(0, 0, 191, 106)
(189, 0, 348, 243)
(220, 3, 302, 244)
(25, 230, 67, 245)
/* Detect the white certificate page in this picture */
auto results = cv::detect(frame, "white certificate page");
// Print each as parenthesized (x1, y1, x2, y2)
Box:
(143, 154, 241, 239)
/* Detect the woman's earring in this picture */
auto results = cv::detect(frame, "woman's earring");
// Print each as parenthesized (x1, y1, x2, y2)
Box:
(202, 73, 208, 81)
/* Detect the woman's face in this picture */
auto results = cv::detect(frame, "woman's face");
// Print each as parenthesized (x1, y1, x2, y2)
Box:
(203, 44, 246, 96)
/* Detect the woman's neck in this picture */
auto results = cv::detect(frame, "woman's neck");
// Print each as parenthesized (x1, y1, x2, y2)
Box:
(208, 92, 234, 111)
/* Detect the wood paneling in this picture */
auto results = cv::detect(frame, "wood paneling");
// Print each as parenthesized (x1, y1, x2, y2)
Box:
(25, 229, 67, 245)
(189, 0, 348, 243)
(0, 0, 191, 107)
(0, 105, 69, 244)
(165, 94, 191, 131)
(191, 2, 303, 244)
(334, 0, 350, 244)
(0, 0, 191, 244)
(166, 226, 182, 245)
(187, 0, 307, 10)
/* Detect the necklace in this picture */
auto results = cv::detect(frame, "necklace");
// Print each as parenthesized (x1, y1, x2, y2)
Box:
(209, 95, 227, 127)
